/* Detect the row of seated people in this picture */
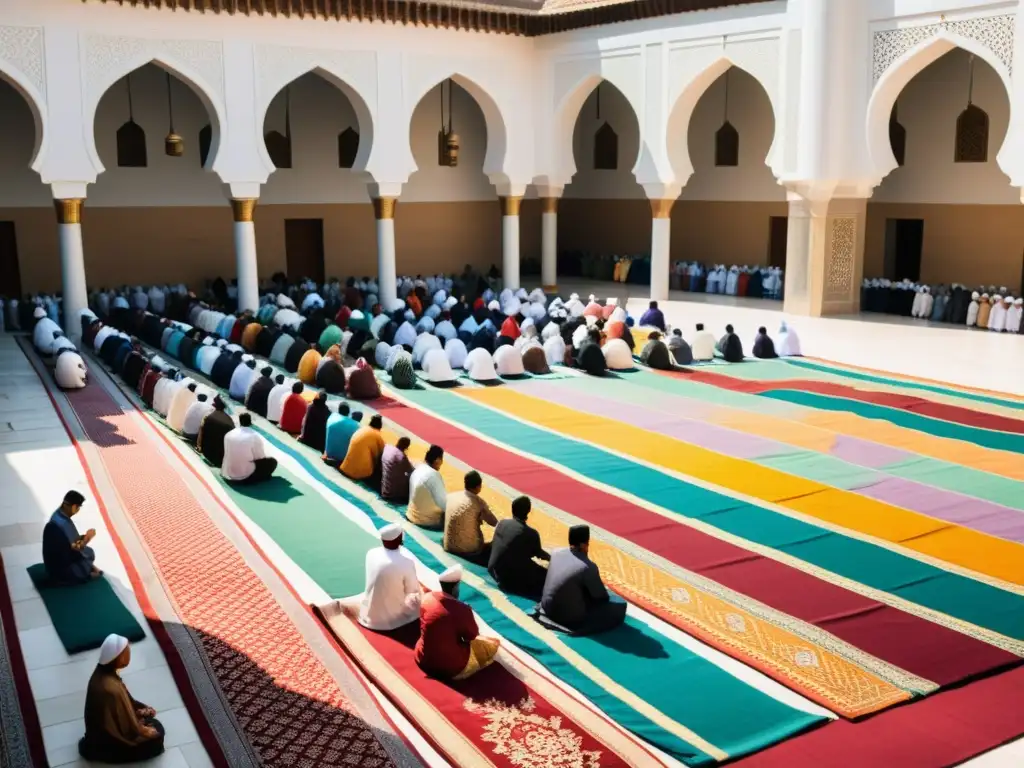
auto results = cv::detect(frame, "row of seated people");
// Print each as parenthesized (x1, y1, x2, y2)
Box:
(29, 306, 89, 389)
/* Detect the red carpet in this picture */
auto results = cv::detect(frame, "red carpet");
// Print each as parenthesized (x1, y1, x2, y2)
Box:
(733, 665, 1024, 767)
(376, 395, 1017, 691)
(656, 368, 1024, 435)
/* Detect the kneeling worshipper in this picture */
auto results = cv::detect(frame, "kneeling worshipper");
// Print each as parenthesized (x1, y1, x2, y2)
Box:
(43, 490, 100, 585)
(415, 564, 500, 681)
(493, 344, 526, 378)
(181, 393, 213, 444)
(56, 349, 89, 390)
(576, 330, 607, 376)
(639, 300, 666, 332)
(381, 437, 415, 504)
(228, 358, 257, 402)
(443, 471, 498, 564)
(537, 525, 626, 636)
(324, 404, 360, 466)
(221, 412, 278, 484)
(78, 634, 165, 764)
(316, 345, 347, 393)
(278, 382, 309, 435)
(348, 357, 381, 399)
(422, 348, 458, 386)
(245, 366, 276, 417)
(389, 350, 417, 389)
(407, 445, 447, 528)
(752, 327, 778, 359)
(488, 496, 550, 599)
(544, 335, 566, 367)
(716, 324, 744, 362)
(522, 343, 550, 375)
(602, 338, 634, 371)
(167, 382, 199, 433)
(297, 347, 322, 385)
(691, 323, 716, 362)
(198, 396, 234, 467)
(341, 414, 387, 484)
(266, 374, 291, 424)
(299, 391, 332, 452)
(640, 332, 673, 370)
(464, 348, 498, 383)
(359, 523, 422, 630)
(777, 322, 801, 357)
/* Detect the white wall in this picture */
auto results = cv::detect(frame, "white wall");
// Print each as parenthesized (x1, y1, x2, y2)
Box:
(873, 48, 1016, 204)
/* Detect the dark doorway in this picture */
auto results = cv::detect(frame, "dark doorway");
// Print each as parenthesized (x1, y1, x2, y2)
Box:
(0, 222, 23, 299)
(284, 219, 325, 286)
(767, 216, 788, 268)
(884, 218, 924, 281)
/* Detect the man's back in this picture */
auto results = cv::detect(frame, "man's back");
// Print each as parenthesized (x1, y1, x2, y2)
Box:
(540, 548, 602, 627)
(414, 591, 476, 678)
(488, 518, 539, 580)
(408, 465, 445, 527)
(359, 547, 420, 630)
(222, 428, 259, 481)
(443, 490, 486, 555)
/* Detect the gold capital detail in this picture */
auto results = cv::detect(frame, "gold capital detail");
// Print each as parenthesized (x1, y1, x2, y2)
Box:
(231, 198, 258, 223)
(540, 197, 559, 214)
(499, 196, 523, 217)
(54, 199, 83, 225)
(373, 197, 398, 220)
(650, 199, 675, 219)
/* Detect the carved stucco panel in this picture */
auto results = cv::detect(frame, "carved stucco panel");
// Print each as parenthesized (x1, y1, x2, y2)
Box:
(873, 14, 1014, 82)
(826, 216, 856, 299)
(0, 25, 45, 98)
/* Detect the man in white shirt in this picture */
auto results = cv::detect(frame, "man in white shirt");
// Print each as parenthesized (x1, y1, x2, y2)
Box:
(221, 413, 277, 484)
(691, 323, 716, 362)
(359, 524, 422, 631)
(265, 374, 291, 424)
(181, 393, 214, 444)
(406, 445, 447, 529)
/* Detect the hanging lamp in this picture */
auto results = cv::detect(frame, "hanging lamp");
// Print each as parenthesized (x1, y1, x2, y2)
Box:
(955, 53, 988, 163)
(714, 68, 739, 166)
(437, 79, 459, 167)
(164, 72, 183, 157)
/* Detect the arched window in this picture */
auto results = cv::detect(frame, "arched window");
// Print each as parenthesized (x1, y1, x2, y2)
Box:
(265, 130, 292, 169)
(116, 120, 147, 168)
(714, 121, 739, 167)
(954, 103, 989, 163)
(594, 122, 618, 170)
(888, 104, 906, 167)
(199, 124, 212, 167)
(338, 127, 359, 169)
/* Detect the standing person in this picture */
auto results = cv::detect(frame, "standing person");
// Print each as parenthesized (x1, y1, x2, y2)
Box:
(79, 634, 165, 763)
(443, 471, 498, 563)
(221, 413, 278, 484)
(358, 524, 421, 630)
(407, 445, 447, 529)
(42, 490, 101, 585)
(487, 496, 549, 598)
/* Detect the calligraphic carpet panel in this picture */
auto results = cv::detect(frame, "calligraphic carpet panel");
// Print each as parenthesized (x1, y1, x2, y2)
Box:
(257, 430, 829, 764)
(375, 391, 1020, 687)
(516, 379, 1024, 544)
(732, 664, 1024, 767)
(60, 383, 407, 768)
(458, 386, 1024, 589)
(321, 609, 653, 768)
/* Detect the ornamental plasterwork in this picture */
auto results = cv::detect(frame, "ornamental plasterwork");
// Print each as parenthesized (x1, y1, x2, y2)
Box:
(872, 14, 1014, 82)
(255, 45, 376, 107)
(0, 26, 45, 97)
(84, 35, 224, 108)
(826, 216, 856, 298)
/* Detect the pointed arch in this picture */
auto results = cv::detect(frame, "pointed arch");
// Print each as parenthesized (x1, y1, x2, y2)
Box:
(258, 66, 374, 174)
(0, 65, 47, 173)
(866, 33, 1012, 180)
(87, 56, 225, 176)
(666, 57, 778, 186)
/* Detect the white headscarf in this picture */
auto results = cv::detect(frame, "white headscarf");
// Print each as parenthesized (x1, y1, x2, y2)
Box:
(99, 634, 129, 665)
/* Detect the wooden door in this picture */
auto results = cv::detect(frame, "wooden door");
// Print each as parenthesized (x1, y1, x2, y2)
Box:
(284, 219, 325, 286)
(0, 222, 23, 299)
(767, 216, 788, 268)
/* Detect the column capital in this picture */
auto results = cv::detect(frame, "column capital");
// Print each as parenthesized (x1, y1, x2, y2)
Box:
(373, 197, 398, 220)
(540, 196, 559, 214)
(369, 181, 404, 199)
(649, 199, 675, 219)
(225, 181, 263, 200)
(499, 196, 523, 217)
(641, 182, 682, 202)
(50, 182, 89, 201)
(535, 184, 564, 200)
(231, 198, 258, 223)
(54, 199, 84, 225)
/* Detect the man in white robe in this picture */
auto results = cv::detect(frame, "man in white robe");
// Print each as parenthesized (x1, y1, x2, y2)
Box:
(221, 413, 277, 484)
(265, 375, 291, 424)
(988, 295, 1007, 331)
(181, 394, 214, 443)
(691, 323, 716, 361)
(777, 322, 801, 357)
(168, 382, 199, 433)
(358, 523, 422, 631)
(1007, 298, 1023, 333)
(966, 292, 981, 326)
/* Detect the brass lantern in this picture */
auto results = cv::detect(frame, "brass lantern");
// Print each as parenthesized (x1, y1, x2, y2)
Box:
(444, 130, 460, 167)
(437, 78, 460, 167)
(164, 73, 184, 157)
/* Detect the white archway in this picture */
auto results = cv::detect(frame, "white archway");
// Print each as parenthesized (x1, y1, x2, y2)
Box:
(0, 64, 47, 173)
(866, 33, 1013, 181)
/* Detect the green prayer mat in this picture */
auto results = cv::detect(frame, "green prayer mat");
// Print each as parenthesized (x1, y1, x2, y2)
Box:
(27, 564, 146, 654)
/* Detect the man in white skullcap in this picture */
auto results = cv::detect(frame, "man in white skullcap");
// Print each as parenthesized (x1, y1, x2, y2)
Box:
(358, 523, 422, 631)
(414, 564, 500, 680)
(79, 634, 164, 763)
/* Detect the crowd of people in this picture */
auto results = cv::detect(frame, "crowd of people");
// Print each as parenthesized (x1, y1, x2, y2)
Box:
(862, 279, 1024, 333)
(670, 262, 785, 300)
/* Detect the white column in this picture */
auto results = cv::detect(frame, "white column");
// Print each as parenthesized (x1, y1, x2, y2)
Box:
(55, 199, 88, 342)
(374, 197, 398, 307)
(540, 195, 559, 290)
(500, 196, 522, 291)
(649, 199, 675, 302)
(231, 199, 259, 312)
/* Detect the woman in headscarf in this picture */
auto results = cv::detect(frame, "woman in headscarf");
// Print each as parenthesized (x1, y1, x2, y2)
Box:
(79, 634, 164, 763)
(640, 331, 673, 370)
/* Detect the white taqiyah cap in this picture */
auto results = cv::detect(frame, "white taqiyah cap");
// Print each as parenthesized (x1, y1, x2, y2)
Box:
(438, 564, 463, 583)
(380, 523, 402, 542)
(98, 634, 129, 665)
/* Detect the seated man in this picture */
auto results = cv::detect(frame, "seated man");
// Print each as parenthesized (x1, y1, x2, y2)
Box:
(538, 525, 626, 636)
(415, 565, 500, 681)
(639, 331, 673, 370)
(324, 405, 360, 467)
(265, 374, 290, 424)
(716, 324, 744, 363)
(79, 634, 165, 763)
(488, 496, 549, 599)
(221, 413, 278, 484)
(299, 392, 332, 453)
(197, 396, 234, 467)
(691, 323, 716, 362)
(43, 490, 100, 585)
(777, 321, 801, 357)
(381, 437, 414, 504)
(638, 300, 666, 331)
(278, 382, 308, 435)
(245, 366, 276, 416)
(228, 358, 257, 402)
(181, 393, 213, 444)
(167, 382, 198, 433)
(443, 471, 498, 563)
(667, 328, 693, 365)
(358, 524, 421, 630)
(407, 445, 447, 528)
(752, 326, 778, 359)
(340, 414, 386, 483)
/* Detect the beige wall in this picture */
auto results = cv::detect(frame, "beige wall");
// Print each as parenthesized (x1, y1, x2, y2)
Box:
(864, 203, 1024, 288)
